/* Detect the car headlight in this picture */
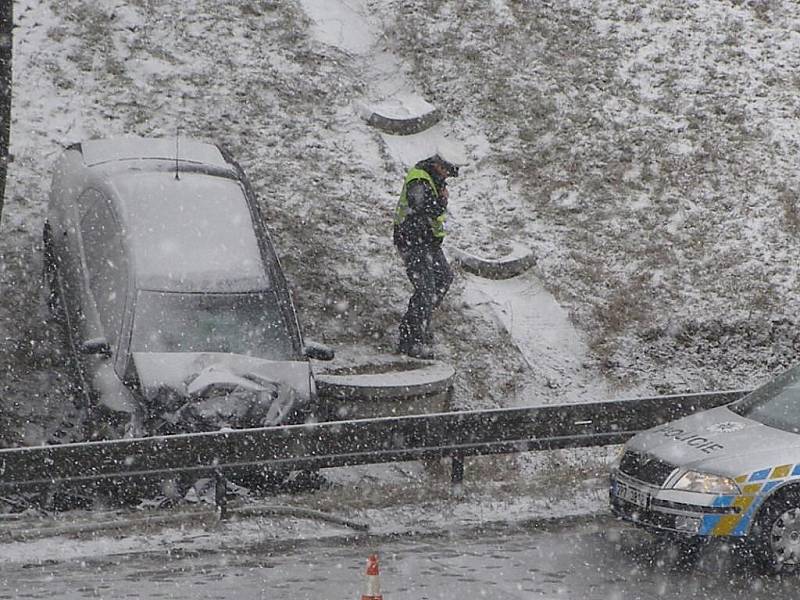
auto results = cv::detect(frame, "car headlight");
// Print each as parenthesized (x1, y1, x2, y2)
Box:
(672, 470, 740, 494)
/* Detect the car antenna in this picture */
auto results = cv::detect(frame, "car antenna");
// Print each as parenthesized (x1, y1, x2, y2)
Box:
(174, 127, 181, 181)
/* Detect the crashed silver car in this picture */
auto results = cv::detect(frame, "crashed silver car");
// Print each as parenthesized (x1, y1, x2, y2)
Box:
(610, 365, 800, 572)
(43, 137, 332, 438)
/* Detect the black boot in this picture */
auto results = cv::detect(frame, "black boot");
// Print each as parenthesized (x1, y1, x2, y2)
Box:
(398, 334, 434, 360)
(405, 344, 434, 360)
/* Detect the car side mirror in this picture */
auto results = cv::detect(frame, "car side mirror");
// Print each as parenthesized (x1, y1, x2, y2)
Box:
(80, 337, 112, 357)
(304, 340, 334, 361)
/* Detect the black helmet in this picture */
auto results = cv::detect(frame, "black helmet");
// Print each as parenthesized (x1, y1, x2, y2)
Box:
(430, 153, 460, 178)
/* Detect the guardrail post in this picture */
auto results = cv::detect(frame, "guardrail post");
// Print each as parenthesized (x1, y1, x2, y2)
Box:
(213, 470, 227, 520)
(36, 484, 56, 513)
(451, 454, 464, 485)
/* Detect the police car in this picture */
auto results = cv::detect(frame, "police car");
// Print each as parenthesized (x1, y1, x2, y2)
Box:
(610, 364, 800, 572)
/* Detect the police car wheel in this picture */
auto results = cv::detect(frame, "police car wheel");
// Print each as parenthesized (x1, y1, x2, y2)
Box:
(753, 492, 800, 574)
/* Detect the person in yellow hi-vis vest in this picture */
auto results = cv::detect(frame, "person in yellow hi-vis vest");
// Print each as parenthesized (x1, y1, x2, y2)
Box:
(393, 153, 460, 359)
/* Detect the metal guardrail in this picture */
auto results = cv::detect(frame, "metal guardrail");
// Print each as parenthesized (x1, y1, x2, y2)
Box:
(0, 389, 750, 494)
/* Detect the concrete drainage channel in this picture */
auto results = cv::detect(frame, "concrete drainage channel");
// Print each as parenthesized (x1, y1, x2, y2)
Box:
(295, 0, 460, 415)
(299, 1, 617, 404)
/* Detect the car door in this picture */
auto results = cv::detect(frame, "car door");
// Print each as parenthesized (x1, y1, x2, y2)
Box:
(80, 191, 128, 352)
(56, 188, 105, 354)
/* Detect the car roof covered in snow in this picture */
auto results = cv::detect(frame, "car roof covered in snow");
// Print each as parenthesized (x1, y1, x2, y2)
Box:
(80, 136, 229, 169)
(111, 169, 270, 293)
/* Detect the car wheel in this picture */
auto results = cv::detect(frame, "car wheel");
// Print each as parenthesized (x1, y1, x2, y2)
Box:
(752, 489, 800, 574)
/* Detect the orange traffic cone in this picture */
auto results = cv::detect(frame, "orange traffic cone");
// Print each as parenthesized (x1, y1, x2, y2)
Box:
(361, 554, 383, 600)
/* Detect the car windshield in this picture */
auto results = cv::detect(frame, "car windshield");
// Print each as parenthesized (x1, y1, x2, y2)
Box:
(130, 290, 297, 360)
(729, 364, 800, 433)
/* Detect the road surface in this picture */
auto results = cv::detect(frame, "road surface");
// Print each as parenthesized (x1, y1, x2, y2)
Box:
(2, 514, 796, 599)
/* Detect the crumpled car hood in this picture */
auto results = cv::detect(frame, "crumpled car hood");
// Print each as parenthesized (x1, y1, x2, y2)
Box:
(133, 352, 313, 431)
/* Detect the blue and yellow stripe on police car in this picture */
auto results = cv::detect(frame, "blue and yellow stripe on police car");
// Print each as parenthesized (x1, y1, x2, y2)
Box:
(698, 464, 800, 536)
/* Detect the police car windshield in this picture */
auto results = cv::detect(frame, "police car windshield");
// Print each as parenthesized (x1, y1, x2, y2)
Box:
(131, 291, 297, 360)
(729, 364, 800, 434)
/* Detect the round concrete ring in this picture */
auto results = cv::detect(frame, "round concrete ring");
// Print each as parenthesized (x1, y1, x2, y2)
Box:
(314, 359, 454, 402)
(448, 245, 536, 280)
(365, 108, 442, 136)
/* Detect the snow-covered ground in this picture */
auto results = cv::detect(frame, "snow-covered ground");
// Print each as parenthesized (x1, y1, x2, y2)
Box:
(0, 449, 611, 564)
(1, 0, 798, 552)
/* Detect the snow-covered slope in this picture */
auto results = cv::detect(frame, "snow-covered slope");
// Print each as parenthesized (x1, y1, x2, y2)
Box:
(2, 0, 798, 445)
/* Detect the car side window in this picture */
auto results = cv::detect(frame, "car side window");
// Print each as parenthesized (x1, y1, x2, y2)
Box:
(79, 190, 128, 354)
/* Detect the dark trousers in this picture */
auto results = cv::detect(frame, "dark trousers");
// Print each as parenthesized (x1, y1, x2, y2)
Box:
(398, 245, 453, 350)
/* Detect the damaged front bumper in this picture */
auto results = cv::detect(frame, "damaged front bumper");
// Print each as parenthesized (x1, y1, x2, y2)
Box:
(134, 352, 314, 433)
